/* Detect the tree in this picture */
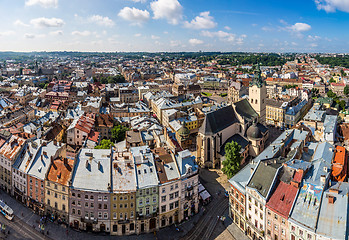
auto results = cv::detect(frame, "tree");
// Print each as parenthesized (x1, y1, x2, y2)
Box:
(329, 78, 335, 83)
(95, 139, 114, 149)
(344, 86, 349, 96)
(222, 141, 242, 178)
(111, 125, 129, 143)
(339, 100, 346, 111)
(327, 90, 338, 100)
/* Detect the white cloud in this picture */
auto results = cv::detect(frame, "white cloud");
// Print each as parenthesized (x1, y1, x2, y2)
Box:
(89, 15, 115, 27)
(150, 0, 183, 25)
(261, 26, 274, 32)
(310, 43, 318, 47)
(25, 33, 46, 38)
(134, 33, 142, 37)
(224, 26, 231, 30)
(289, 22, 311, 32)
(25, 0, 58, 8)
(307, 35, 321, 41)
(30, 17, 65, 28)
(189, 38, 204, 45)
(202, 30, 247, 44)
(0, 31, 15, 37)
(118, 7, 150, 25)
(184, 11, 217, 29)
(71, 30, 91, 37)
(315, 0, 349, 13)
(151, 35, 160, 39)
(170, 40, 181, 47)
(13, 20, 29, 27)
(50, 30, 63, 36)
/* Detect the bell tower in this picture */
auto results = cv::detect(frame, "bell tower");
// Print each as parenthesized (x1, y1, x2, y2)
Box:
(249, 64, 266, 123)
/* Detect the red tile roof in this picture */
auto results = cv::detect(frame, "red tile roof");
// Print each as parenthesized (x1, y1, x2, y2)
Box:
(88, 130, 99, 143)
(266, 181, 298, 218)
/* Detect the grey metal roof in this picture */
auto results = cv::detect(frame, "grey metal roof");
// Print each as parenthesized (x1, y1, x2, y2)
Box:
(71, 148, 112, 192)
(316, 182, 349, 240)
(130, 146, 159, 189)
(229, 162, 256, 194)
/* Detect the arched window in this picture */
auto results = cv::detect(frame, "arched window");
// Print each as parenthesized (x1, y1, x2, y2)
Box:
(255, 99, 258, 104)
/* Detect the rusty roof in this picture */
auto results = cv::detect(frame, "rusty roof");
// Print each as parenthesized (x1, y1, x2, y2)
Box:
(47, 157, 74, 186)
(0, 135, 26, 160)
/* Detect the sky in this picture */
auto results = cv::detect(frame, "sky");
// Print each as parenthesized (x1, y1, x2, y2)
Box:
(0, 0, 349, 52)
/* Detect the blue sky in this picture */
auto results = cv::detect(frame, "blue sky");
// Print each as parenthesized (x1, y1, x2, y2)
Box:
(0, 0, 348, 52)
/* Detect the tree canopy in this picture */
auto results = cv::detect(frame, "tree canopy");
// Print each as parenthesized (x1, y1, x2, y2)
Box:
(111, 125, 129, 143)
(95, 139, 114, 149)
(222, 141, 242, 179)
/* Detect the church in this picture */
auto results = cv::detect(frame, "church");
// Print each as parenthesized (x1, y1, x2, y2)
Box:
(196, 66, 269, 168)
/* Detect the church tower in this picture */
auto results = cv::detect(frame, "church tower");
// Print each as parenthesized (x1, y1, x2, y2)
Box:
(249, 64, 266, 123)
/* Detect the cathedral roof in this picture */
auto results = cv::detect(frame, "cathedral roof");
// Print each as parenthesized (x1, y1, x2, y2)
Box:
(234, 99, 258, 122)
(199, 105, 239, 135)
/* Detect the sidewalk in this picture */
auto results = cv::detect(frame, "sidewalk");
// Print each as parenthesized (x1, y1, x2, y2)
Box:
(0, 190, 202, 240)
(223, 213, 249, 240)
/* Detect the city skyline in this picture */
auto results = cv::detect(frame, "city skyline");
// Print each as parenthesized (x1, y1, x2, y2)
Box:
(0, 0, 349, 52)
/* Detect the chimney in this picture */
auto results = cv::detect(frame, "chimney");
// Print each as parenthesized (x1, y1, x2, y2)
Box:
(85, 160, 89, 168)
(53, 139, 57, 146)
(64, 158, 68, 166)
(250, 168, 254, 174)
(98, 161, 101, 170)
(50, 156, 53, 164)
(328, 195, 334, 204)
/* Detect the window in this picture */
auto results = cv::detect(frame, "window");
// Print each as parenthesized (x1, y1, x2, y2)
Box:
(72, 192, 76, 197)
(161, 205, 166, 212)
(98, 212, 102, 218)
(130, 203, 134, 208)
(267, 220, 271, 226)
(85, 202, 89, 207)
(104, 204, 107, 209)
(274, 214, 278, 220)
(90, 195, 94, 200)
(146, 207, 150, 215)
(98, 204, 102, 209)
(104, 213, 108, 219)
(162, 188, 166, 194)
(85, 212, 89, 218)
(153, 188, 156, 193)
(104, 196, 107, 201)
(62, 187, 65, 192)
(47, 190, 50, 195)
(54, 184, 57, 190)
(307, 234, 312, 239)
(299, 230, 303, 236)
(175, 183, 178, 189)
(174, 191, 179, 198)
(47, 182, 50, 187)
(98, 196, 102, 201)
(85, 195, 88, 200)
(91, 203, 94, 208)
(161, 196, 166, 202)
(146, 198, 150, 204)
(72, 208, 75, 214)
(170, 185, 174, 191)
(139, 199, 143, 206)
(175, 201, 179, 208)
(72, 200, 76, 206)
(274, 225, 278, 231)
(113, 213, 117, 219)
(124, 204, 127, 208)
(169, 203, 174, 210)
(169, 193, 174, 200)
(91, 212, 94, 219)
(153, 196, 156, 203)
(130, 211, 134, 218)
(47, 199, 51, 205)
(120, 204, 123, 209)
(78, 210, 81, 216)
(77, 201, 81, 206)
(77, 194, 81, 198)
(146, 189, 150, 195)
(281, 218, 285, 224)
(120, 213, 123, 219)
